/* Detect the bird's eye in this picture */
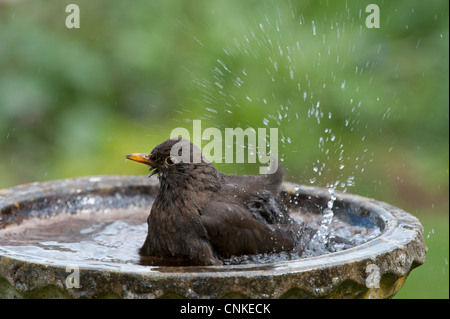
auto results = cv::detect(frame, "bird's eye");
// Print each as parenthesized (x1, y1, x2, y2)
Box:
(165, 156, 177, 166)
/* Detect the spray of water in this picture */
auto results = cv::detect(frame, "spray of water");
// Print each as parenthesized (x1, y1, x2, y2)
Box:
(182, 1, 382, 248)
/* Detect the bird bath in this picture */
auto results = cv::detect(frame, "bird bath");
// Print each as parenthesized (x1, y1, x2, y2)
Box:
(0, 175, 425, 298)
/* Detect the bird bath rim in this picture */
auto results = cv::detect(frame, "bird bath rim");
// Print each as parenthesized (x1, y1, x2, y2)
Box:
(0, 175, 426, 298)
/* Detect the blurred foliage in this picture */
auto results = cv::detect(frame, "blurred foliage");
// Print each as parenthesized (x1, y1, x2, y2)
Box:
(0, 0, 448, 298)
(394, 212, 449, 298)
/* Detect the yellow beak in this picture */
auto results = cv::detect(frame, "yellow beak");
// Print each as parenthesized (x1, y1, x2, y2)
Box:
(125, 153, 156, 166)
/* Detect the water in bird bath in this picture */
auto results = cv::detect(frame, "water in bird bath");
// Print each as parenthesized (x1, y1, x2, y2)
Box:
(0, 203, 381, 266)
(0, 207, 149, 265)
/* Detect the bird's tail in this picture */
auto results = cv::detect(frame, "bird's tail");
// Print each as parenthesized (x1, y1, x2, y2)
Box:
(261, 158, 284, 195)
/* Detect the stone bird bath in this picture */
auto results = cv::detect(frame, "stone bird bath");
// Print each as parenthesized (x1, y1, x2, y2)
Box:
(0, 175, 426, 298)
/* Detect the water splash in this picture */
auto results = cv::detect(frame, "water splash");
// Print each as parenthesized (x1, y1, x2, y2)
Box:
(302, 187, 337, 256)
(184, 1, 378, 186)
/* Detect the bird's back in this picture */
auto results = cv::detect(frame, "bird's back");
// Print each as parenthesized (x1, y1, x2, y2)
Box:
(219, 163, 290, 224)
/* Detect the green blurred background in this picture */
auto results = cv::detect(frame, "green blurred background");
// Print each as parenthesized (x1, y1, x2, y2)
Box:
(0, 0, 448, 298)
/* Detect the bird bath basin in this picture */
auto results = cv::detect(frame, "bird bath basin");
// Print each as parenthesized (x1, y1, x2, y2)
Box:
(0, 175, 425, 298)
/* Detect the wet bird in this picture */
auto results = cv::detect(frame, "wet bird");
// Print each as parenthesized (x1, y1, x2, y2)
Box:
(126, 138, 311, 266)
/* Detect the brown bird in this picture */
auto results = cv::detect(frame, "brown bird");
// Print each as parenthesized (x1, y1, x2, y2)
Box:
(126, 138, 312, 266)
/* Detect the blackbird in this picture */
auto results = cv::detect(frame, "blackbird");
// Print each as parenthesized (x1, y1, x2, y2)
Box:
(126, 138, 314, 266)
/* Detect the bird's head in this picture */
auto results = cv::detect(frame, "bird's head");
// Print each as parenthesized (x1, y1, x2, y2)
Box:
(126, 138, 214, 183)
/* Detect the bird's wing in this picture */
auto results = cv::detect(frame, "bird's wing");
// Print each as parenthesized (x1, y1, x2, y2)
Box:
(244, 190, 291, 224)
(199, 199, 294, 258)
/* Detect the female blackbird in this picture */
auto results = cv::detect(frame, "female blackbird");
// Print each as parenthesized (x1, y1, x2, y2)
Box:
(126, 138, 308, 266)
